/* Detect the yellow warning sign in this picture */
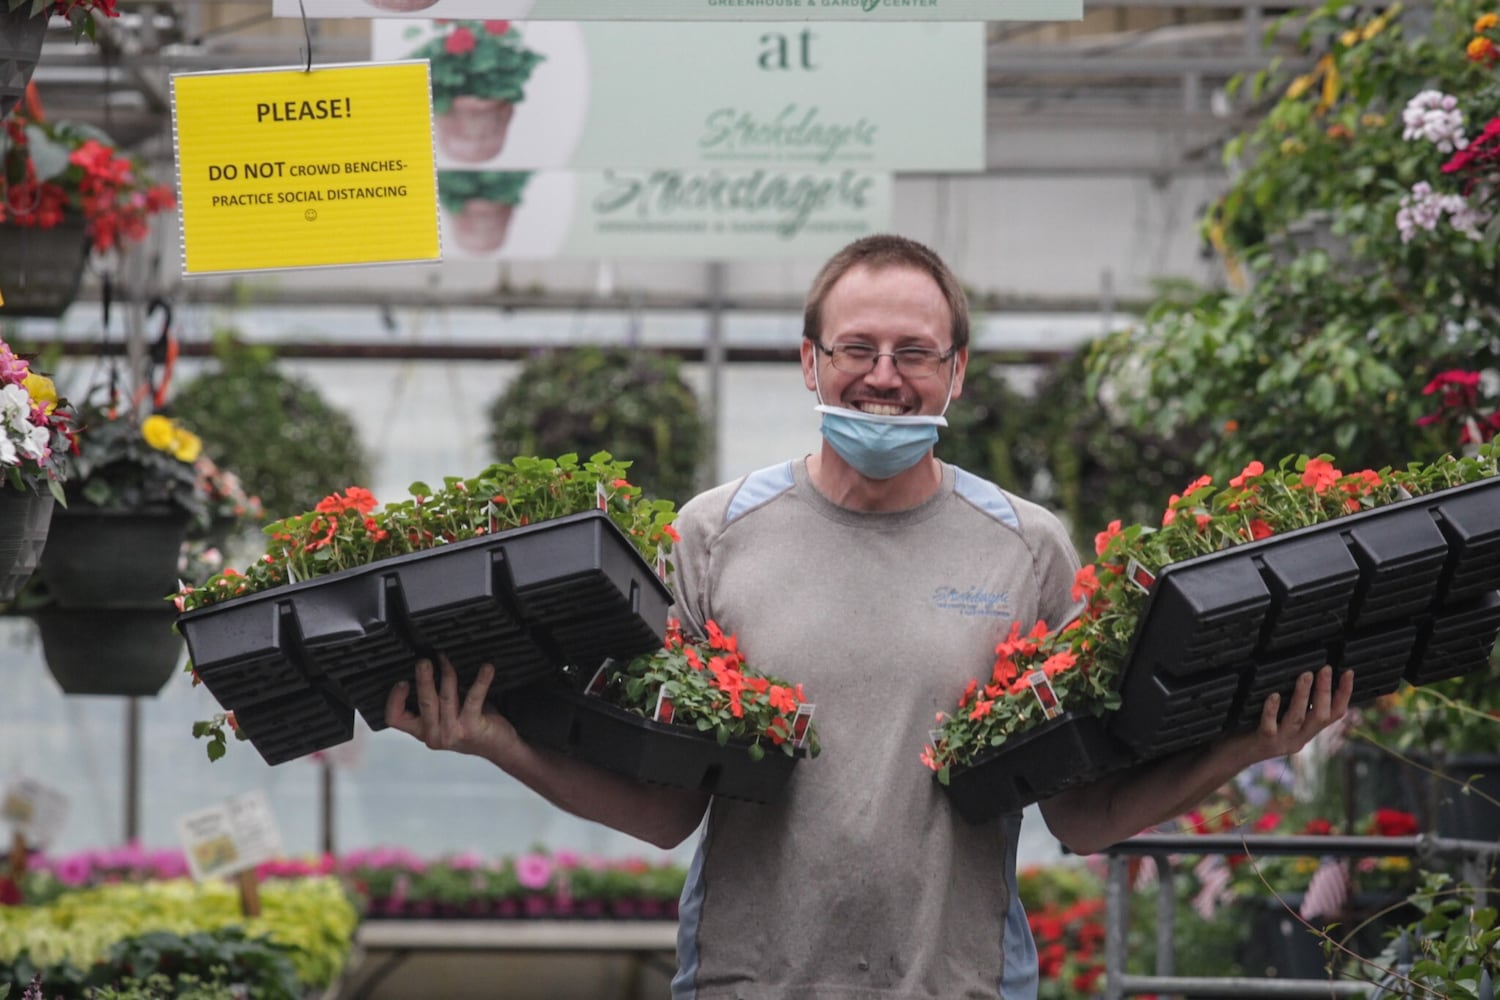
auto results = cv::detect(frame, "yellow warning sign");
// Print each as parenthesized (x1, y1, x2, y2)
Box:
(172, 62, 440, 275)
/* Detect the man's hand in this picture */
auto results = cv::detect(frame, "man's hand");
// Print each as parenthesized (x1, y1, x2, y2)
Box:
(1250, 665, 1355, 760)
(384, 656, 519, 764)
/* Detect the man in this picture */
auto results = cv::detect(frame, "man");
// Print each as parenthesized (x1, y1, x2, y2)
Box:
(386, 234, 1354, 999)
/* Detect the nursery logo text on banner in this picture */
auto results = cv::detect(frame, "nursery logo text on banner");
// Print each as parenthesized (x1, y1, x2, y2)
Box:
(370, 20, 985, 172)
(439, 167, 891, 259)
(171, 62, 441, 275)
(279, 0, 1081, 22)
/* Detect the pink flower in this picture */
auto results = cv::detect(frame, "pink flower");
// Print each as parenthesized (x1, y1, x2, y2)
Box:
(515, 853, 553, 890)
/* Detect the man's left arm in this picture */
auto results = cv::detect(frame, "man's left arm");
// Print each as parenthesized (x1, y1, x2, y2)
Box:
(1039, 665, 1354, 855)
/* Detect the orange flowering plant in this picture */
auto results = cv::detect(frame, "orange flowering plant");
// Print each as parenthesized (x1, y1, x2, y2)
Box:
(587, 617, 821, 760)
(175, 451, 677, 611)
(922, 444, 1500, 781)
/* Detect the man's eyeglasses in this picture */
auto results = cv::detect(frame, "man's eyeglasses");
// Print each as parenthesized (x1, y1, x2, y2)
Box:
(814, 341, 957, 379)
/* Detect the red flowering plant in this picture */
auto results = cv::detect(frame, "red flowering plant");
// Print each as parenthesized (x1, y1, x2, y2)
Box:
(585, 617, 821, 760)
(1416, 368, 1500, 450)
(182, 453, 679, 756)
(922, 445, 1500, 781)
(1016, 864, 1109, 999)
(175, 452, 677, 613)
(1, 86, 176, 252)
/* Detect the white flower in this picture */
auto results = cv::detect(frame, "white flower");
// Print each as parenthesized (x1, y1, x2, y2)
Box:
(1396, 182, 1483, 242)
(1401, 90, 1468, 152)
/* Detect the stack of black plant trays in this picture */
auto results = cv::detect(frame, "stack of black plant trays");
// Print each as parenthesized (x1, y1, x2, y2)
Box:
(942, 475, 1500, 823)
(178, 510, 672, 765)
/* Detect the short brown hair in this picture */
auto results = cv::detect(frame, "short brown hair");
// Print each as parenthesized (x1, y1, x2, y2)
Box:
(802, 234, 971, 351)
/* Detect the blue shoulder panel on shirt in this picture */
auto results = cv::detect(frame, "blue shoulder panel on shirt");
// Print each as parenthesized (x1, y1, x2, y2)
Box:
(953, 466, 1020, 530)
(725, 461, 796, 524)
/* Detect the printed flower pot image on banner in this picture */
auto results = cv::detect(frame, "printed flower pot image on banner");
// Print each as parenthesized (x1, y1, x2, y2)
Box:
(36, 505, 191, 609)
(34, 606, 183, 696)
(939, 713, 1138, 824)
(501, 684, 808, 804)
(0, 489, 54, 603)
(178, 510, 672, 766)
(1108, 476, 1500, 761)
(436, 97, 516, 163)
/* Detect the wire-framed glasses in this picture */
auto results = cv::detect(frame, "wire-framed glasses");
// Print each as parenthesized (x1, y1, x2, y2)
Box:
(814, 341, 957, 379)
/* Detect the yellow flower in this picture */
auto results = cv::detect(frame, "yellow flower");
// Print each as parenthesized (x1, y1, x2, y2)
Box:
(21, 372, 58, 414)
(1361, 113, 1388, 128)
(1280, 138, 1306, 155)
(1285, 74, 1317, 100)
(172, 428, 204, 464)
(142, 414, 176, 451)
(1339, 28, 1360, 47)
(1476, 12, 1497, 32)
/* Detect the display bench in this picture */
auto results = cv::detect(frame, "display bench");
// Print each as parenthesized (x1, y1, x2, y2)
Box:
(341, 920, 678, 1000)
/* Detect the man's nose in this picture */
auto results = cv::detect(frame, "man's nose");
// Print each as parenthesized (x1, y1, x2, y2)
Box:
(863, 353, 904, 388)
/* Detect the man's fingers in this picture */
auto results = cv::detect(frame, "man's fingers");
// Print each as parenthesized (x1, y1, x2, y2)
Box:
(385, 680, 414, 731)
(462, 664, 496, 719)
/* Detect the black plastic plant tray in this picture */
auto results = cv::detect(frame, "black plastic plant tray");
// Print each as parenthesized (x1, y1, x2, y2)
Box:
(1406, 589, 1500, 685)
(501, 684, 806, 804)
(231, 685, 354, 767)
(939, 712, 1139, 824)
(1109, 476, 1500, 761)
(177, 510, 673, 765)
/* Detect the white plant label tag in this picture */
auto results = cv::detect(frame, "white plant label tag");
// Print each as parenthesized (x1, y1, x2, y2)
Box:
(652, 687, 676, 724)
(1125, 558, 1156, 594)
(1023, 670, 1063, 720)
(792, 703, 817, 749)
(0, 777, 69, 850)
(175, 789, 282, 882)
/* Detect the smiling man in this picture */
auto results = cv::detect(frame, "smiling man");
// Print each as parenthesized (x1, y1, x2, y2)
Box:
(388, 233, 1352, 1000)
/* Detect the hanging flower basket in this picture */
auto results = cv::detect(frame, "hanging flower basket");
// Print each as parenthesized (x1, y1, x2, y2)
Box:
(0, 489, 54, 603)
(0, 6, 47, 121)
(180, 509, 673, 766)
(0, 218, 89, 318)
(36, 505, 191, 608)
(34, 605, 183, 696)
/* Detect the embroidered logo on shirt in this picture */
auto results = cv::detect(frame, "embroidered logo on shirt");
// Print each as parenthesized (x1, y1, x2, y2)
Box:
(931, 585, 1011, 618)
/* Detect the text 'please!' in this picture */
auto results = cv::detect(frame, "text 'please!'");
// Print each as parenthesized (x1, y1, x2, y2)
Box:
(256, 98, 352, 123)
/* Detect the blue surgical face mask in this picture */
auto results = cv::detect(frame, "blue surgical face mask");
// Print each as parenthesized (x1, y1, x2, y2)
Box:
(811, 360, 956, 480)
(814, 405, 947, 480)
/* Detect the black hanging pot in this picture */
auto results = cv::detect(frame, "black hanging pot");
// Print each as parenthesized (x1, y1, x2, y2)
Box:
(37, 504, 190, 609)
(0, 6, 47, 120)
(34, 605, 184, 697)
(0, 219, 91, 319)
(0, 489, 55, 603)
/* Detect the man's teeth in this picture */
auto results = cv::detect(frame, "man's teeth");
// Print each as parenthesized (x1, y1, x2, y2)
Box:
(859, 403, 905, 415)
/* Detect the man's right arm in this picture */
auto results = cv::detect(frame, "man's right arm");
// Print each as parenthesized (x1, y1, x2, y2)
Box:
(386, 657, 710, 849)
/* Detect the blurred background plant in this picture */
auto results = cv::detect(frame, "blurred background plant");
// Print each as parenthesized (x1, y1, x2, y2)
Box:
(486, 346, 706, 503)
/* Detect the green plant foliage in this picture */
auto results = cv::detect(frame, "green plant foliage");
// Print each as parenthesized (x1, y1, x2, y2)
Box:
(167, 334, 370, 521)
(0, 877, 357, 998)
(437, 170, 532, 211)
(487, 346, 706, 503)
(938, 351, 1205, 551)
(1093, 0, 1500, 480)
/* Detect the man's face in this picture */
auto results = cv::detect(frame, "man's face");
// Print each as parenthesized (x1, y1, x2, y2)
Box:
(801, 264, 966, 416)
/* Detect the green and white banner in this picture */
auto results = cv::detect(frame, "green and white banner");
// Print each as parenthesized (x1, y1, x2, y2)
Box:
(438, 167, 891, 258)
(281, 0, 1080, 22)
(370, 20, 984, 171)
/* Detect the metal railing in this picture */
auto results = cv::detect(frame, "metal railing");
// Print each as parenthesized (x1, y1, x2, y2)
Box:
(1100, 833, 1499, 1000)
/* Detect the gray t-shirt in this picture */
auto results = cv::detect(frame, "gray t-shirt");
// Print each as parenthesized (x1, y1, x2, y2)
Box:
(668, 458, 1081, 1000)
